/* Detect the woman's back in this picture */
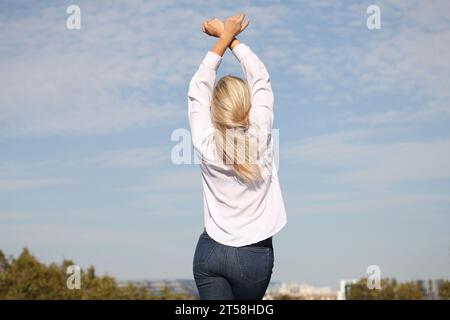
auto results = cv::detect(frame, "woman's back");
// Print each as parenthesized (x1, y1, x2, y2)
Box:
(188, 42, 287, 246)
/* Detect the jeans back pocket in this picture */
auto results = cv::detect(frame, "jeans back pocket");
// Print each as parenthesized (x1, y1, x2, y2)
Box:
(237, 246, 274, 283)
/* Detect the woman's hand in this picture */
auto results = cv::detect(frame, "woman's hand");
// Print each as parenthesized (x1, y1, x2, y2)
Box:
(223, 13, 249, 39)
(208, 13, 249, 57)
(202, 18, 224, 38)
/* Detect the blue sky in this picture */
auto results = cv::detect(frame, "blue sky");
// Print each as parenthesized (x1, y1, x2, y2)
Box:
(1, 0, 449, 288)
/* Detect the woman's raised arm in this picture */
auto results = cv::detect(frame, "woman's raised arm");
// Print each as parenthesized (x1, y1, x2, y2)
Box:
(188, 13, 250, 159)
(231, 42, 275, 132)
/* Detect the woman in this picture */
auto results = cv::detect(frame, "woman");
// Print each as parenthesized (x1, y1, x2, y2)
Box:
(188, 13, 287, 300)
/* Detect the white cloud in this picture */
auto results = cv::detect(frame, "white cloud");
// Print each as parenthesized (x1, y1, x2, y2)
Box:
(341, 108, 444, 126)
(0, 2, 201, 136)
(117, 170, 201, 194)
(285, 191, 450, 216)
(283, 129, 450, 185)
(150, 170, 201, 190)
(0, 145, 171, 172)
(0, 211, 32, 222)
(334, 139, 450, 184)
(280, 1, 450, 125)
(74, 147, 169, 168)
(0, 178, 75, 192)
(0, 1, 295, 136)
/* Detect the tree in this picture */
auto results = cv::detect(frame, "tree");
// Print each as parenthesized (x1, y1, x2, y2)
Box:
(0, 250, 9, 272)
(0, 247, 194, 300)
(272, 293, 300, 300)
(439, 280, 450, 300)
(396, 282, 424, 300)
(346, 278, 424, 300)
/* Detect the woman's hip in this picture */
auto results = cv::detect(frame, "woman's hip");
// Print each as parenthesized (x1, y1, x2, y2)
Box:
(193, 228, 275, 284)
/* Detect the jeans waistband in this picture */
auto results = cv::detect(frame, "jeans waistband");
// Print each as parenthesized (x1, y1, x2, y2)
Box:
(244, 236, 273, 249)
(202, 228, 273, 249)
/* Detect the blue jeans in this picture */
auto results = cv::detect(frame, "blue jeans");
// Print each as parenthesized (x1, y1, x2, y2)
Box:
(193, 228, 274, 300)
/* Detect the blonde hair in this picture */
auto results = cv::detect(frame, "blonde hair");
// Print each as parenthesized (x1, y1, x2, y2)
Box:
(211, 75, 262, 183)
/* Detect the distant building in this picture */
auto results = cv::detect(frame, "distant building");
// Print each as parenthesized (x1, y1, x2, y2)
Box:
(118, 279, 148, 288)
(118, 279, 199, 297)
(337, 279, 358, 300)
(416, 279, 444, 300)
(265, 282, 337, 300)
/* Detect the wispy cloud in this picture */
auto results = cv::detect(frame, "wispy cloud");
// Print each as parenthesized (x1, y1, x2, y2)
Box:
(148, 170, 201, 191)
(283, 129, 450, 185)
(285, 191, 450, 216)
(274, 1, 450, 127)
(0, 1, 199, 136)
(0, 211, 32, 222)
(0, 178, 75, 192)
(0, 0, 294, 136)
(73, 147, 169, 168)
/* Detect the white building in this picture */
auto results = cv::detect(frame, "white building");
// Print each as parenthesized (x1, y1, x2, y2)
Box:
(265, 282, 337, 300)
(337, 279, 358, 300)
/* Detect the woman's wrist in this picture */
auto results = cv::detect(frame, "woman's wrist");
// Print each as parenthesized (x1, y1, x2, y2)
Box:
(212, 34, 234, 57)
(220, 32, 235, 42)
(229, 37, 240, 50)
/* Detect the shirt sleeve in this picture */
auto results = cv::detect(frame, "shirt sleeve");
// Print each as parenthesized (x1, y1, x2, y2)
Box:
(187, 50, 222, 159)
(231, 43, 274, 133)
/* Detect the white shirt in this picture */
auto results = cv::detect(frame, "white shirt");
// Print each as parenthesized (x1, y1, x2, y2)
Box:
(187, 42, 287, 247)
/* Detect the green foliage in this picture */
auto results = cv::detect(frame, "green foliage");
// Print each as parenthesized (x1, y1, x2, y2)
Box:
(0, 248, 194, 300)
(272, 293, 302, 300)
(346, 278, 424, 300)
(439, 280, 450, 300)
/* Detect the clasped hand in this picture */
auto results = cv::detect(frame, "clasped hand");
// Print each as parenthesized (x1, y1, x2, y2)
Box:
(202, 13, 250, 39)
